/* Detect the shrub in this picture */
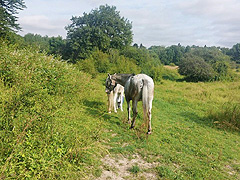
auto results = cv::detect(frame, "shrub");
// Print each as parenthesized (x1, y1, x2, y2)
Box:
(162, 68, 182, 81)
(179, 54, 215, 82)
(0, 42, 105, 179)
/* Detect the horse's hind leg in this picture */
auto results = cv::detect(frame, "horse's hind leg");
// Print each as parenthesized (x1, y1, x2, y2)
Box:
(130, 100, 138, 129)
(120, 93, 124, 111)
(127, 100, 131, 124)
(147, 100, 153, 134)
(147, 110, 152, 134)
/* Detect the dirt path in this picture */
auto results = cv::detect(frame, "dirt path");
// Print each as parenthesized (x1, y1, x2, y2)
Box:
(97, 154, 158, 180)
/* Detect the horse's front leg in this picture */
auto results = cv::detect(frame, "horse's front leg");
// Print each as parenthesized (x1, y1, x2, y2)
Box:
(130, 100, 138, 129)
(113, 93, 118, 113)
(120, 94, 124, 111)
(127, 100, 131, 124)
(107, 93, 112, 113)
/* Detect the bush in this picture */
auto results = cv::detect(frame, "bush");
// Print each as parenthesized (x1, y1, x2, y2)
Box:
(76, 49, 140, 77)
(162, 68, 182, 81)
(0, 42, 105, 179)
(179, 54, 215, 82)
(212, 60, 234, 81)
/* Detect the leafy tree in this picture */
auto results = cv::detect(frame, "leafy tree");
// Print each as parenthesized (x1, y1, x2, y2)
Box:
(121, 46, 162, 80)
(168, 45, 185, 65)
(65, 4, 133, 60)
(179, 54, 215, 82)
(149, 45, 185, 65)
(48, 36, 66, 56)
(23, 33, 50, 51)
(149, 46, 169, 65)
(229, 43, 240, 63)
(212, 60, 232, 81)
(0, 0, 26, 36)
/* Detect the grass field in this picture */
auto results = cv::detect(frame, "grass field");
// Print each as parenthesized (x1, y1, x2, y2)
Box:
(95, 75, 240, 179)
(0, 43, 239, 179)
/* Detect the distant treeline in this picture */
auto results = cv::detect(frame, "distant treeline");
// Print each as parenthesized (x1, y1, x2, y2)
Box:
(10, 32, 240, 66)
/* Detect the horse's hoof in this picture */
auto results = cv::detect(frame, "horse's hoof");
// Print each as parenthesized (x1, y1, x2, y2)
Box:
(108, 111, 111, 113)
(130, 126, 134, 129)
(147, 131, 152, 135)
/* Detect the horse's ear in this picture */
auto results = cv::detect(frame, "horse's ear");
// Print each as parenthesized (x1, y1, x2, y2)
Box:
(108, 73, 111, 78)
(132, 73, 135, 76)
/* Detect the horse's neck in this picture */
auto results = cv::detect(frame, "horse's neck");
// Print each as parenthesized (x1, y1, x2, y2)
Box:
(112, 74, 131, 87)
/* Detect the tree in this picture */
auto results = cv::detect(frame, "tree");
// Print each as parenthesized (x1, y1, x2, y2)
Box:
(65, 4, 133, 60)
(179, 54, 215, 82)
(229, 43, 240, 63)
(0, 0, 26, 36)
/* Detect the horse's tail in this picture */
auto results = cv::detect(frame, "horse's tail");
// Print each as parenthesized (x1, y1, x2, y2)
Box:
(142, 80, 149, 121)
(142, 79, 154, 122)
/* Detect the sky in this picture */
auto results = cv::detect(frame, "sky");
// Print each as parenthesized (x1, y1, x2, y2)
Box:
(17, 0, 240, 48)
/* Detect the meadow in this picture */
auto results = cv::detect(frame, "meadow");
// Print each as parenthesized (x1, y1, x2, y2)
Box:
(0, 42, 239, 179)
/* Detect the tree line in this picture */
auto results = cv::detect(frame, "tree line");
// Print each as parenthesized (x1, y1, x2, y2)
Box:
(1, 2, 239, 82)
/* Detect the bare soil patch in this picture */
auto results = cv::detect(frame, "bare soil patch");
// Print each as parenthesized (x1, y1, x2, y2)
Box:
(97, 154, 158, 180)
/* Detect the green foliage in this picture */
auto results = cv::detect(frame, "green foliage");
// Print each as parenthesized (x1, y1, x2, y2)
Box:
(23, 33, 50, 52)
(121, 46, 163, 80)
(65, 4, 133, 60)
(179, 54, 215, 82)
(162, 67, 182, 81)
(180, 47, 235, 81)
(149, 44, 185, 65)
(0, 0, 26, 36)
(76, 49, 140, 77)
(23, 33, 67, 58)
(229, 43, 240, 63)
(0, 42, 106, 179)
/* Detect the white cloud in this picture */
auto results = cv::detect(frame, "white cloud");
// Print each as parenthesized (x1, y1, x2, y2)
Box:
(177, 0, 240, 47)
(19, 15, 69, 37)
(17, 0, 240, 47)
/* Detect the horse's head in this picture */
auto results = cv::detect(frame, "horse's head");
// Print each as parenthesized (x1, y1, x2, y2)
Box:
(105, 73, 117, 94)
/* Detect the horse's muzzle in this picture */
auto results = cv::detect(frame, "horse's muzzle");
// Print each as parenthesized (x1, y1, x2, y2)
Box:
(105, 89, 110, 94)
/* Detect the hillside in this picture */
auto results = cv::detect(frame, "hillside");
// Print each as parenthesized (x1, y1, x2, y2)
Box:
(0, 42, 108, 179)
(0, 43, 239, 179)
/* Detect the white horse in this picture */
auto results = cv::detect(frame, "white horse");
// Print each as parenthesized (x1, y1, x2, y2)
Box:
(106, 73, 154, 134)
(105, 82, 124, 113)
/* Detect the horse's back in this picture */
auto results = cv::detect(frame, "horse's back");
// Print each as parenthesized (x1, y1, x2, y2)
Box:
(114, 84, 124, 94)
(133, 74, 154, 92)
(124, 74, 154, 101)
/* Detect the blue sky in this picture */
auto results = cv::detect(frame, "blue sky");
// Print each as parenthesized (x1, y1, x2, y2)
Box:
(17, 0, 240, 48)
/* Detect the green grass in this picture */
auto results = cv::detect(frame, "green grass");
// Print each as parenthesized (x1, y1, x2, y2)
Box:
(0, 42, 108, 179)
(99, 78, 240, 179)
(1, 42, 239, 179)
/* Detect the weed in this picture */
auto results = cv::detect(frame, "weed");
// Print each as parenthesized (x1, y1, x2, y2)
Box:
(129, 164, 141, 174)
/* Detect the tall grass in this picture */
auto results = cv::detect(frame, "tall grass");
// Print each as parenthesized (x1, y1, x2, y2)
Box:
(0, 42, 107, 179)
(209, 102, 240, 130)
